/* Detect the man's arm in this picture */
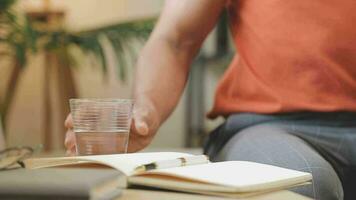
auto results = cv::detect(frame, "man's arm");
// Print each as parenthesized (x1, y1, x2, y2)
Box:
(64, 0, 227, 154)
(130, 0, 227, 151)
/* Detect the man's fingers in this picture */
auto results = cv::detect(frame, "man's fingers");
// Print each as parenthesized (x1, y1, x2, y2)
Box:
(127, 131, 151, 152)
(132, 105, 156, 136)
(132, 107, 149, 136)
(64, 114, 73, 128)
(64, 114, 76, 156)
(134, 120, 149, 136)
(64, 129, 77, 156)
(66, 148, 76, 156)
(64, 129, 76, 149)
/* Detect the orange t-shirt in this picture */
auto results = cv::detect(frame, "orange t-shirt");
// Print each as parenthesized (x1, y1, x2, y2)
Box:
(208, 0, 356, 119)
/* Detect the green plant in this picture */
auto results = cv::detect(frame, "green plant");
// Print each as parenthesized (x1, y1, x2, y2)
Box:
(42, 19, 154, 81)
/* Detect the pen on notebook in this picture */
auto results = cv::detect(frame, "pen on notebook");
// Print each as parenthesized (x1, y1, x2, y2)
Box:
(134, 155, 210, 173)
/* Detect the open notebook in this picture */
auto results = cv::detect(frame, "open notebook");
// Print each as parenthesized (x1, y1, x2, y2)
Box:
(23, 152, 312, 198)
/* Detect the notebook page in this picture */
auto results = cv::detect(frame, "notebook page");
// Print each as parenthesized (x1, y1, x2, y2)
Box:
(143, 161, 312, 192)
(24, 152, 192, 175)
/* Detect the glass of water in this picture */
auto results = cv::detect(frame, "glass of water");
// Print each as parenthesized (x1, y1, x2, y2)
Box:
(69, 99, 134, 155)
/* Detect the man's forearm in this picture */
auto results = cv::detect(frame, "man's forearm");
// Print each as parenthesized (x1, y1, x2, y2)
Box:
(133, 0, 226, 127)
(134, 36, 195, 125)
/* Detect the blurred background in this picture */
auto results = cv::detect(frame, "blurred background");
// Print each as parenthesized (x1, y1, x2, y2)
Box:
(0, 0, 234, 153)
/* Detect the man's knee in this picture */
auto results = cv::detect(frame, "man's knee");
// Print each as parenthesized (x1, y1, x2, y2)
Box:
(214, 124, 287, 162)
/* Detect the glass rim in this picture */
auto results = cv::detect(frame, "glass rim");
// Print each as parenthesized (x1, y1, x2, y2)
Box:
(70, 98, 134, 104)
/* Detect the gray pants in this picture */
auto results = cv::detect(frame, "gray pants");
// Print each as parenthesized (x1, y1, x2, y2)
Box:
(204, 112, 356, 200)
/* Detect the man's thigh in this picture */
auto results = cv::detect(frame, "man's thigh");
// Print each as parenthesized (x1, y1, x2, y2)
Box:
(213, 124, 343, 200)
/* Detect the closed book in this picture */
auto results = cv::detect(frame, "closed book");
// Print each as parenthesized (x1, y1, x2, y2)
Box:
(0, 168, 122, 200)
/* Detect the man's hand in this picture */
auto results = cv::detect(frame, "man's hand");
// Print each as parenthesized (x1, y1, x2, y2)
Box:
(127, 101, 160, 152)
(64, 101, 160, 155)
